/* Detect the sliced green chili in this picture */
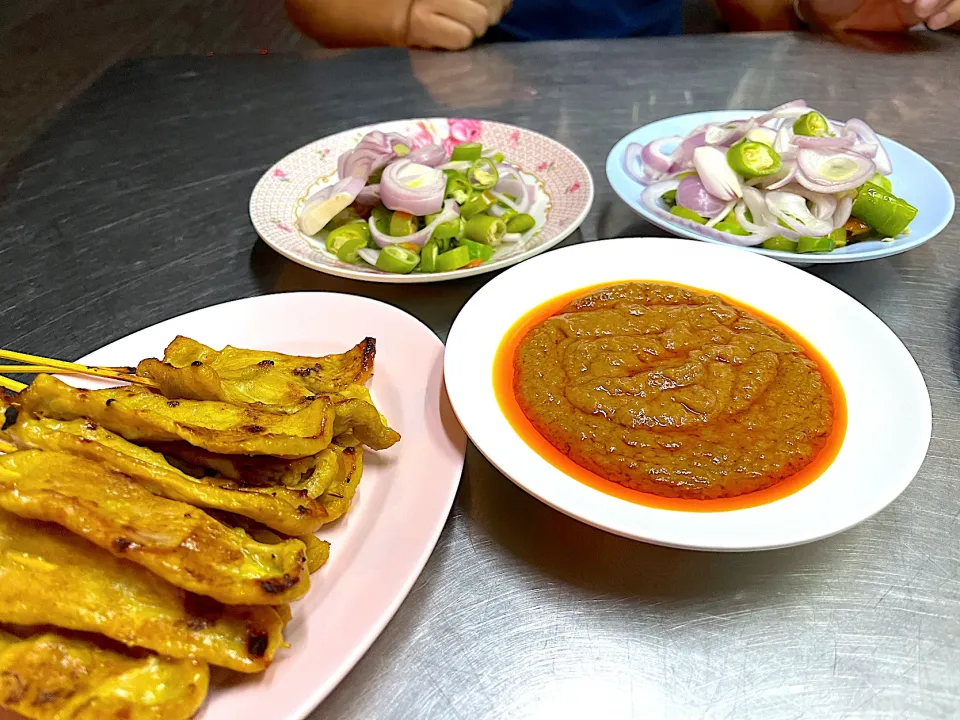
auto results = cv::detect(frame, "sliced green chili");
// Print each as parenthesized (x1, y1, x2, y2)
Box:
(851, 182, 917, 237)
(464, 214, 506, 246)
(419, 242, 439, 273)
(389, 211, 419, 237)
(713, 217, 750, 236)
(505, 213, 536, 234)
(760, 235, 798, 252)
(830, 227, 848, 248)
(371, 206, 392, 236)
(727, 141, 782, 178)
(662, 189, 677, 206)
(444, 172, 472, 205)
(435, 245, 471, 272)
(461, 191, 496, 219)
(430, 216, 463, 251)
(797, 235, 834, 253)
(326, 222, 372, 254)
(376, 245, 419, 273)
(459, 237, 495, 262)
(467, 158, 499, 190)
(451, 143, 482, 162)
(793, 111, 830, 137)
(670, 206, 707, 224)
(868, 173, 893, 193)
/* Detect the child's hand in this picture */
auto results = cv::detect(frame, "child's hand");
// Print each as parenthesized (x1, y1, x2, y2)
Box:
(406, 0, 510, 50)
(904, 0, 960, 29)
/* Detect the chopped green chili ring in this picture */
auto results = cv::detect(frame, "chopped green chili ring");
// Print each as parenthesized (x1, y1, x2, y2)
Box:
(491, 152, 505, 164)
(830, 227, 848, 248)
(393, 143, 411, 157)
(335, 235, 368, 263)
(727, 141, 782, 178)
(435, 245, 471, 272)
(444, 172, 472, 205)
(376, 245, 419, 273)
(430, 216, 463, 250)
(868, 173, 893, 193)
(713, 217, 750, 236)
(797, 235, 834, 253)
(467, 158, 499, 190)
(459, 237, 495, 262)
(662, 189, 677, 206)
(451, 143, 483, 162)
(464, 214, 506, 246)
(851, 182, 917, 237)
(371, 206, 392, 236)
(499, 209, 519, 226)
(389, 211, 419, 237)
(419, 242, 439, 272)
(326, 222, 372, 254)
(760, 235, 798, 252)
(461, 191, 496, 219)
(505, 213, 536, 234)
(793, 111, 830, 138)
(670, 206, 707, 225)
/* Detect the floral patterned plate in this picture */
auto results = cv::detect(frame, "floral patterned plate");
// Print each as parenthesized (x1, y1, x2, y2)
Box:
(250, 119, 594, 283)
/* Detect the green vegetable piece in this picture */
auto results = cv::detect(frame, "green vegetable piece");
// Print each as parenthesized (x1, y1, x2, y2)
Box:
(793, 111, 830, 137)
(464, 214, 506, 246)
(498, 209, 519, 226)
(713, 217, 750, 236)
(326, 222, 372, 255)
(505, 213, 536, 234)
(394, 143, 410, 157)
(444, 172, 472, 205)
(491, 152, 505, 164)
(467, 158, 499, 190)
(830, 227, 848, 248)
(851, 182, 918, 237)
(389, 211, 419, 237)
(371, 206, 392, 236)
(451, 143, 483, 162)
(419, 242, 439, 273)
(461, 191, 496, 219)
(727, 141, 782, 178)
(797, 235, 834, 253)
(459, 238, 495, 262)
(376, 245, 419, 274)
(435, 245, 471, 272)
(430, 217, 463, 251)
(662, 190, 677, 207)
(670, 206, 707, 225)
(869, 173, 893, 192)
(335, 235, 367, 263)
(760, 235, 798, 252)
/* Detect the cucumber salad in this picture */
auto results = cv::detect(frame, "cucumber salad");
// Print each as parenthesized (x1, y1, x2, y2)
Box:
(626, 100, 917, 254)
(298, 131, 545, 274)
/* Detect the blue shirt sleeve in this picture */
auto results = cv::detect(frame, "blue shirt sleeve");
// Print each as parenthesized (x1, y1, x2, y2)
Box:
(495, 0, 684, 41)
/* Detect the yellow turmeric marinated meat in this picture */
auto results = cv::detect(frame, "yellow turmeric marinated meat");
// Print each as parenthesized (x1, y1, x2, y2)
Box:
(147, 439, 339, 490)
(0, 511, 286, 673)
(220, 516, 331, 575)
(137, 341, 400, 451)
(6, 416, 331, 535)
(19, 374, 334, 458)
(0, 629, 209, 720)
(160, 335, 376, 394)
(321, 445, 363, 523)
(0, 450, 309, 605)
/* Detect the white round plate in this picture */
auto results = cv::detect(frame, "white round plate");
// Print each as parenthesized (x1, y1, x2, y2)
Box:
(606, 110, 955, 265)
(251, 118, 594, 283)
(44, 293, 464, 719)
(444, 238, 931, 551)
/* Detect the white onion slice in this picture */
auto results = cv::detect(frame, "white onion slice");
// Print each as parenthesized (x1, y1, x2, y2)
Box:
(298, 176, 366, 235)
(833, 195, 854, 229)
(705, 200, 736, 228)
(843, 119, 892, 174)
(642, 136, 682, 175)
(796, 149, 875, 193)
(357, 248, 381, 266)
(787, 184, 838, 221)
(693, 146, 742, 201)
(380, 160, 446, 216)
(765, 191, 834, 237)
(756, 100, 809, 125)
(368, 198, 459, 248)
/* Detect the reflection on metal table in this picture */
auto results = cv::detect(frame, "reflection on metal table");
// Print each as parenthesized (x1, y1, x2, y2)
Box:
(0, 31, 958, 720)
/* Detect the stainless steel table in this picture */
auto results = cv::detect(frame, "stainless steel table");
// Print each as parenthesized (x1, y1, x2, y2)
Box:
(1, 31, 958, 720)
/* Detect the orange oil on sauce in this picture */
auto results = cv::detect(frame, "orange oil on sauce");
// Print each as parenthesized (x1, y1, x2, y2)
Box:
(492, 281, 848, 512)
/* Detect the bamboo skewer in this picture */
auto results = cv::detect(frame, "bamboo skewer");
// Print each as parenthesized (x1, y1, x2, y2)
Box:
(0, 350, 158, 389)
(0, 376, 26, 393)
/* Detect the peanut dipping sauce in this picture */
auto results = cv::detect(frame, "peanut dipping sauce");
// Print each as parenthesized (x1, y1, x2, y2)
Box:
(493, 282, 847, 512)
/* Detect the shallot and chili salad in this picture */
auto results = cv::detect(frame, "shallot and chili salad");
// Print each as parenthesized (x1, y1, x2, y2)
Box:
(625, 100, 918, 255)
(297, 131, 544, 275)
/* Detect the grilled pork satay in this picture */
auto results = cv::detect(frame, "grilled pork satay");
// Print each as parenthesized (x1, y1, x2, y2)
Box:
(5, 414, 334, 535)
(0, 628, 209, 720)
(20, 374, 335, 458)
(0, 511, 286, 673)
(0, 449, 310, 605)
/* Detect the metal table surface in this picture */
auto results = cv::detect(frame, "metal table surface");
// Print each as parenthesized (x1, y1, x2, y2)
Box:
(1, 31, 959, 720)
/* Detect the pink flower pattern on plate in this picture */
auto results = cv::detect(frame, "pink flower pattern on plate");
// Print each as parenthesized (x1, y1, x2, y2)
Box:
(411, 122, 437, 150)
(443, 118, 483, 155)
(273, 168, 289, 180)
(567, 182, 581, 193)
